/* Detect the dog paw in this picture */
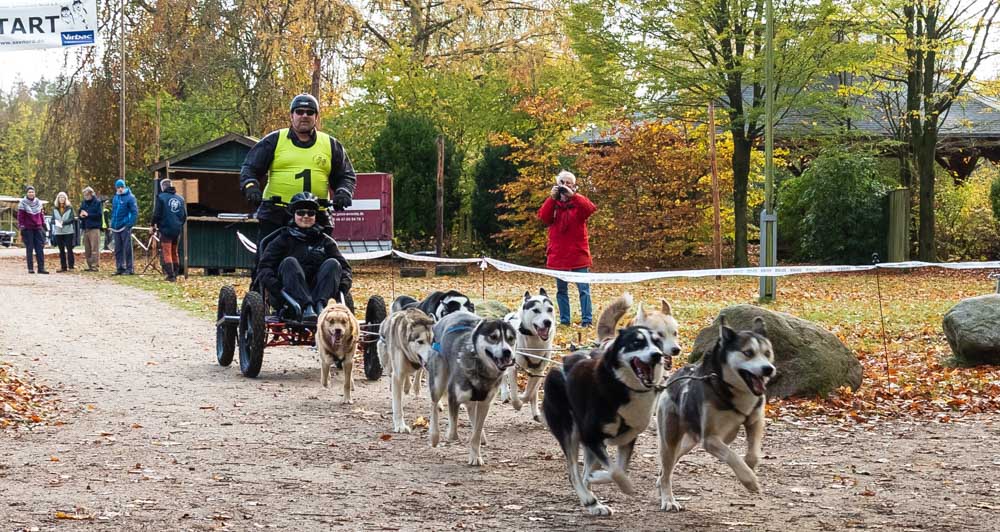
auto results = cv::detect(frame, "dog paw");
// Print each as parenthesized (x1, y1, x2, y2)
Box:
(393, 424, 412, 434)
(660, 498, 683, 512)
(341, 398, 354, 405)
(468, 452, 484, 466)
(611, 470, 636, 496)
(739, 473, 761, 494)
(585, 501, 612, 516)
(430, 431, 440, 447)
(510, 399, 523, 411)
(532, 413, 541, 422)
(447, 431, 459, 442)
(745, 453, 760, 471)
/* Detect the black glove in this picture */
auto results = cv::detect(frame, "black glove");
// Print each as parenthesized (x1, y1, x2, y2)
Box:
(244, 183, 262, 207)
(332, 191, 352, 211)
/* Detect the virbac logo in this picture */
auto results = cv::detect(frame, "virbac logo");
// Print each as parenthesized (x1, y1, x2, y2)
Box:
(61, 31, 94, 46)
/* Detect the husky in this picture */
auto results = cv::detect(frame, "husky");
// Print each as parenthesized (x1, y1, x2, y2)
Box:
(425, 311, 516, 466)
(655, 316, 776, 512)
(393, 290, 476, 321)
(597, 292, 682, 359)
(500, 288, 556, 421)
(377, 308, 436, 433)
(392, 290, 476, 394)
(542, 326, 668, 516)
(315, 300, 360, 404)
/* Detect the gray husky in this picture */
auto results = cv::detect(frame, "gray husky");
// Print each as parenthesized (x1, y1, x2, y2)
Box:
(656, 316, 776, 512)
(425, 311, 516, 466)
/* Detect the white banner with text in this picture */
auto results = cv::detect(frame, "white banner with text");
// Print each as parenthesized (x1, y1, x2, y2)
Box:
(0, 0, 97, 52)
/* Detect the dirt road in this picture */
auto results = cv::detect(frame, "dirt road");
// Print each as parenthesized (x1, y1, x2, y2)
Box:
(2, 259, 999, 531)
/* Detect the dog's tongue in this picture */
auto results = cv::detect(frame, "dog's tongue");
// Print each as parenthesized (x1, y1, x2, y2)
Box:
(536, 326, 550, 341)
(749, 374, 766, 395)
(333, 330, 343, 344)
(633, 359, 651, 384)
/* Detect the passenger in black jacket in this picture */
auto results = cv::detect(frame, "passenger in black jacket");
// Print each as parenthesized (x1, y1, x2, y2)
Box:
(256, 192, 352, 321)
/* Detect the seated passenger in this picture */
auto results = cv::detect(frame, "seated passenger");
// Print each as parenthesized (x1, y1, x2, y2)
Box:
(257, 192, 352, 321)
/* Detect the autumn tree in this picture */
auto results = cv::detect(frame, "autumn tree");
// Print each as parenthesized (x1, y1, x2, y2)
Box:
(566, 0, 843, 266)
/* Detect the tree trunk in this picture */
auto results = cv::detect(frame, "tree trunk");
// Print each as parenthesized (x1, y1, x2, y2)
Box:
(731, 132, 752, 267)
(915, 126, 937, 261)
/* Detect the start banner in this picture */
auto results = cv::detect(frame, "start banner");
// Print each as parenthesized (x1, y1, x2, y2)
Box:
(0, 0, 98, 52)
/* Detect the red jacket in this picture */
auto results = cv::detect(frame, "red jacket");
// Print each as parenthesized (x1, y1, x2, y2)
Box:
(537, 193, 597, 270)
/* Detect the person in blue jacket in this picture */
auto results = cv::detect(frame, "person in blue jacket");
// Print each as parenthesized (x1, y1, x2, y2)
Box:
(152, 178, 187, 282)
(79, 187, 103, 271)
(110, 179, 138, 275)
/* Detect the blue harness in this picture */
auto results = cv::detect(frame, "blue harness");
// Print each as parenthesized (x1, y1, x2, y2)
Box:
(431, 324, 474, 353)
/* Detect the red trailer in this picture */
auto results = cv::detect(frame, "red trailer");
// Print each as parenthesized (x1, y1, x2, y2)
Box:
(331, 172, 393, 253)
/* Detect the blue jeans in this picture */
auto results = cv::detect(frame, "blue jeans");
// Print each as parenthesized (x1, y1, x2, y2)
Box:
(21, 228, 45, 272)
(113, 228, 133, 273)
(555, 267, 592, 325)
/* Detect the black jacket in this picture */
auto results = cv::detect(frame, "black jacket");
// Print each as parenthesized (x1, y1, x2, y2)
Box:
(79, 197, 103, 230)
(152, 186, 188, 238)
(257, 224, 352, 295)
(240, 128, 357, 224)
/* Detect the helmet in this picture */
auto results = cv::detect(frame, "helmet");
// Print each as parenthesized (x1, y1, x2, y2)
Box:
(289, 191, 320, 212)
(289, 93, 319, 113)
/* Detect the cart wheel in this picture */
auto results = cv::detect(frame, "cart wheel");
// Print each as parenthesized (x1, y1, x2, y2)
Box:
(362, 295, 387, 381)
(216, 285, 238, 366)
(239, 291, 266, 378)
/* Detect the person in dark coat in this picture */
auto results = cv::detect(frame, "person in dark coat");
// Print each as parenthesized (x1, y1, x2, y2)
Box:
(256, 192, 352, 322)
(79, 187, 103, 271)
(151, 178, 188, 282)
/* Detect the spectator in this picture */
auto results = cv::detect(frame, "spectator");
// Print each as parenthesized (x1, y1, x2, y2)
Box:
(51, 191, 77, 271)
(110, 179, 138, 275)
(152, 178, 188, 282)
(102, 198, 112, 251)
(537, 170, 597, 327)
(79, 186, 103, 271)
(17, 186, 48, 274)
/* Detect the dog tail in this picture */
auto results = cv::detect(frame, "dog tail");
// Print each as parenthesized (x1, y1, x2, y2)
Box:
(597, 292, 633, 344)
(542, 368, 573, 452)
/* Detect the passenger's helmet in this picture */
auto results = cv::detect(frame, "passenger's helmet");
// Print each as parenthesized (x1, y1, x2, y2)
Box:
(289, 94, 319, 113)
(289, 191, 320, 212)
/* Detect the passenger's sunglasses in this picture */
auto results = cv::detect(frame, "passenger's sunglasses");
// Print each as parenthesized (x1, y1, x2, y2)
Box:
(294, 209, 317, 217)
(293, 109, 316, 116)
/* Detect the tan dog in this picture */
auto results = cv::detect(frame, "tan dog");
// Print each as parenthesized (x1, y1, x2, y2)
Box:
(596, 292, 682, 358)
(316, 301, 360, 404)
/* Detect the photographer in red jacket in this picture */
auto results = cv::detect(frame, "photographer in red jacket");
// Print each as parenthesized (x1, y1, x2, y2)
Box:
(537, 170, 597, 327)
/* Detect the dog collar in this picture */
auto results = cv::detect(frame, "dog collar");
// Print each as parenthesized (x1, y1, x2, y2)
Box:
(431, 324, 475, 354)
(518, 324, 535, 337)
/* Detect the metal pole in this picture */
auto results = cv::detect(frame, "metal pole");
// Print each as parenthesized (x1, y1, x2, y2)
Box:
(119, 0, 126, 181)
(759, 0, 777, 301)
(708, 102, 722, 278)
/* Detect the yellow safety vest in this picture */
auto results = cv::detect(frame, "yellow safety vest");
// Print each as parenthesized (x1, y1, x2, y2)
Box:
(263, 128, 333, 203)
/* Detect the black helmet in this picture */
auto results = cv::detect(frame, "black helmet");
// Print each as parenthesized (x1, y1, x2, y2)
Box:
(289, 93, 319, 113)
(289, 191, 320, 212)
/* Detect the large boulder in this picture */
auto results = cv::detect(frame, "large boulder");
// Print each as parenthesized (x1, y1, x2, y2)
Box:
(471, 299, 511, 319)
(943, 294, 1000, 366)
(689, 305, 863, 398)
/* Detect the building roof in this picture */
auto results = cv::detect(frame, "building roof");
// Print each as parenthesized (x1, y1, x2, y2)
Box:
(149, 132, 258, 172)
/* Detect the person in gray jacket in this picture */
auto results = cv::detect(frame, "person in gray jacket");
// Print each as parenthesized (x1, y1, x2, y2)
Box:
(51, 192, 76, 271)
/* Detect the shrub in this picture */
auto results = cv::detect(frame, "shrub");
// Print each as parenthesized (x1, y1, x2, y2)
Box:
(471, 144, 517, 252)
(779, 152, 891, 264)
(372, 112, 461, 247)
(991, 170, 1000, 223)
(937, 164, 1000, 261)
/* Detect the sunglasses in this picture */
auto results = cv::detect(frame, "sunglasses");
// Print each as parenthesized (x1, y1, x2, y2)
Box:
(295, 209, 317, 217)
(293, 109, 316, 116)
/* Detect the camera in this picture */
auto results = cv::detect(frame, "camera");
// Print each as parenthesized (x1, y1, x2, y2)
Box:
(556, 185, 571, 199)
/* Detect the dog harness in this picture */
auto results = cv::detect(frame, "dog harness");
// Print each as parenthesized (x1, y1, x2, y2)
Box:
(431, 324, 474, 354)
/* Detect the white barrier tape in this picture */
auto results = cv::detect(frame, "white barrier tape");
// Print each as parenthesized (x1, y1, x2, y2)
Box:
(345, 250, 394, 261)
(483, 257, 1000, 284)
(390, 249, 483, 264)
(237, 231, 257, 254)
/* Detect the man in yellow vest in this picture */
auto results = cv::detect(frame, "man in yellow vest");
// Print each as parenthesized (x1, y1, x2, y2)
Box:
(240, 94, 357, 238)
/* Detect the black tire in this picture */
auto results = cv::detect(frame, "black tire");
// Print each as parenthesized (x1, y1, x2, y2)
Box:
(362, 295, 387, 381)
(239, 291, 266, 378)
(216, 285, 238, 366)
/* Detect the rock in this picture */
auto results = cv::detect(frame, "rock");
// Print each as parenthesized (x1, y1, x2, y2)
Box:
(471, 299, 511, 319)
(689, 305, 863, 398)
(943, 294, 1000, 366)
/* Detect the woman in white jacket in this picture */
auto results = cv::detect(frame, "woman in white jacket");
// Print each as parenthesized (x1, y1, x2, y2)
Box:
(51, 192, 76, 271)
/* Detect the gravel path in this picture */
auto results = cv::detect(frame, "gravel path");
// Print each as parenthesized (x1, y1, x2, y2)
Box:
(1, 259, 998, 531)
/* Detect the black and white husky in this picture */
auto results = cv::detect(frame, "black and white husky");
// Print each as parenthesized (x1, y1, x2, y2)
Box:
(425, 311, 516, 466)
(377, 308, 436, 433)
(500, 288, 556, 421)
(392, 290, 476, 321)
(656, 317, 776, 512)
(542, 326, 668, 515)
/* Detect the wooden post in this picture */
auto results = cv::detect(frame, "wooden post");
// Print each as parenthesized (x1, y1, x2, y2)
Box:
(119, 0, 126, 181)
(155, 92, 161, 162)
(436, 135, 445, 257)
(887, 188, 910, 262)
(708, 102, 722, 278)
